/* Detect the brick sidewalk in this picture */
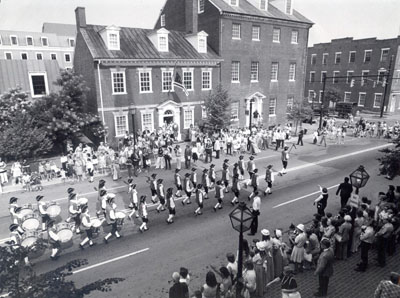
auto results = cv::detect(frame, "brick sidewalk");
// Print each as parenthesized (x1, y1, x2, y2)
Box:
(266, 245, 400, 298)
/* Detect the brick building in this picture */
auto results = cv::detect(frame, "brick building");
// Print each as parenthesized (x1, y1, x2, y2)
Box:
(305, 36, 400, 114)
(73, 7, 222, 140)
(156, 0, 313, 127)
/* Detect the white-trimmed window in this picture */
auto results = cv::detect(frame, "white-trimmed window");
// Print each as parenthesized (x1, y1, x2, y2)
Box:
(202, 106, 207, 119)
(377, 69, 386, 84)
(64, 53, 71, 63)
(139, 68, 152, 93)
(231, 102, 239, 121)
(36, 53, 43, 60)
(361, 70, 369, 86)
(182, 68, 194, 91)
(364, 50, 372, 63)
(26, 36, 33, 46)
(141, 111, 154, 131)
(250, 62, 259, 82)
(4, 52, 12, 60)
(108, 33, 120, 50)
(381, 48, 389, 62)
(322, 53, 328, 65)
(285, 0, 293, 14)
(349, 51, 356, 63)
(346, 71, 354, 84)
(289, 63, 296, 81)
(271, 62, 278, 81)
(68, 38, 75, 47)
(113, 112, 129, 137)
(260, 0, 267, 10)
(272, 28, 280, 43)
(333, 71, 340, 84)
(344, 92, 351, 103)
(160, 14, 166, 27)
(231, 61, 240, 83)
(291, 30, 298, 44)
(269, 98, 277, 116)
(198, 0, 205, 13)
(50, 53, 57, 60)
(158, 34, 169, 52)
(335, 52, 341, 64)
(161, 69, 174, 92)
(198, 36, 207, 53)
(287, 96, 294, 109)
(230, 0, 238, 6)
(308, 90, 315, 102)
(29, 72, 49, 97)
(202, 69, 212, 90)
(358, 92, 366, 107)
(311, 54, 316, 65)
(309, 71, 315, 83)
(111, 70, 126, 94)
(41, 37, 48, 46)
(10, 35, 18, 45)
(232, 23, 241, 39)
(21, 52, 28, 60)
(183, 108, 194, 129)
(321, 71, 327, 83)
(252, 26, 260, 41)
(374, 93, 383, 108)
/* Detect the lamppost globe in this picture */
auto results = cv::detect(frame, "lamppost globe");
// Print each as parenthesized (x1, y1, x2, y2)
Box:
(349, 165, 370, 189)
(229, 202, 254, 233)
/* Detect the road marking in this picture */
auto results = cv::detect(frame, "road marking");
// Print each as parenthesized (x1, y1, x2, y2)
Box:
(72, 247, 149, 274)
(273, 184, 339, 208)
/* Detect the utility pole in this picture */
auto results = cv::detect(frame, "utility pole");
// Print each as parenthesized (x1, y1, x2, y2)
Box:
(380, 55, 393, 118)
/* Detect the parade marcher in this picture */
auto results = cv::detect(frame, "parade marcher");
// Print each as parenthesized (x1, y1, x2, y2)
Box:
(79, 205, 95, 249)
(149, 173, 158, 204)
(213, 180, 224, 212)
(100, 189, 108, 217)
(201, 168, 210, 199)
(336, 177, 353, 209)
(238, 155, 246, 180)
(156, 179, 166, 213)
(47, 219, 61, 260)
(194, 184, 204, 216)
(314, 186, 329, 216)
(182, 173, 193, 205)
(190, 167, 197, 188)
(128, 182, 139, 220)
(174, 169, 183, 197)
(248, 168, 259, 201)
(9, 196, 19, 224)
(247, 156, 256, 179)
(221, 164, 230, 193)
(66, 193, 81, 234)
(267, 265, 301, 298)
(139, 195, 149, 232)
(96, 180, 106, 217)
(104, 194, 121, 243)
(86, 157, 94, 183)
(279, 145, 290, 176)
(166, 188, 176, 224)
(264, 164, 274, 195)
(9, 223, 31, 265)
(231, 174, 240, 205)
(209, 164, 216, 189)
(248, 191, 261, 236)
(37, 195, 50, 231)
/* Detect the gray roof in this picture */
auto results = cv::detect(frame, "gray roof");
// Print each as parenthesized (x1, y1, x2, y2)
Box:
(42, 23, 77, 36)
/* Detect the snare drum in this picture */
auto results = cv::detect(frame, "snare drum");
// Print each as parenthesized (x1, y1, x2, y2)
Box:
(20, 231, 40, 248)
(55, 223, 73, 243)
(19, 204, 34, 217)
(91, 218, 103, 228)
(46, 202, 61, 218)
(115, 211, 126, 226)
(21, 214, 40, 231)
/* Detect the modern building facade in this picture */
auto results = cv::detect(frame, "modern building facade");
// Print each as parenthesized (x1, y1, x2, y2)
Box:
(73, 7, 222, 140)
(305, 36, 400, 114)
(156, 0, 313, 127)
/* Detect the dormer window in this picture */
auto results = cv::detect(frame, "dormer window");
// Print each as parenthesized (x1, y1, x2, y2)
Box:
(285, 0, 293, 15)
(99, 25, 121, 51)
(260, 0, 267, 10)
(108, 33, 119, 50)
(198, 37, 206, 53)
(148, 28, 170, 52)
(41, 37, 48, 46)
(68, 38, 75, 47)
(26, 36, 33, 46)
(10, 35, 18, 45)
(158, 35, 168, 52)
(230, 0, 238, 6)
(160, 14, 166, 27)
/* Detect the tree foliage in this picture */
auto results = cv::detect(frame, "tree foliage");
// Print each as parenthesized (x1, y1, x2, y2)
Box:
(378, 135, 400, 179)
(0, 242, 124, 298)
(286, 99, 313, 134)
(323, 88, 342, 109)
(203, 84, 232, 129)
(0, 87, 31, 132)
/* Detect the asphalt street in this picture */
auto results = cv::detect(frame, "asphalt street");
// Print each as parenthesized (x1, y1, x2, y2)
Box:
(11, 136, 397, 298)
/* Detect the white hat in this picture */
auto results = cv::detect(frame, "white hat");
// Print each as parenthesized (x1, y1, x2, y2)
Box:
(296, 224, 305, 232)
(275, 229, 282, 238)
(256, 241, 267, 251)
(261, 229, 270, 236)
(344, 215, 352, 222)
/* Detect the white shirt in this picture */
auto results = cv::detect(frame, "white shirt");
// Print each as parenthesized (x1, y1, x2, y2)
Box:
(252, 196, 261, 211)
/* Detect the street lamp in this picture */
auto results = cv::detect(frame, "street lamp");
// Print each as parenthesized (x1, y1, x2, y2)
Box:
(248, 98, 255, 130)
(229, 202, 254, 298)
(349, 165, 370, 193)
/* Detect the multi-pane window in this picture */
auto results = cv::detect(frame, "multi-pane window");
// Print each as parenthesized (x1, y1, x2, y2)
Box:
(230, 0, 238, 6)
(252, 26, 260, 41)
(346, 71, 354, 84)
(289, 63, 296, 81)
(64, 54, 71, 62)
(36, 53, 43, 60)
(160, 14, 166, 27)
(361, 70, 369, 86)
(269, 98, 277, 115)
(139, 69, 152, 93)
(51, 53, 57, 60)
(344, 92, 351, 103)
(112, 71, 126, 94)
(364, 50, 372, 63)
(29, 73, 47, 97)
(309, 71, 315, 83)
(349, 51, 356, 63)
(108, 33, 119, 49)
(335, 52, 341, 64)
(158, 35, 168, 51)
(285, 0, 292, 14)
(333, 71, 340, 84)
(68, 38, 75, 47)
(358, 93, 366, 106)
(198, 37, 207, 53)
(270, 62, 278, 81)
(231, 102, 239, 121)
(198, 0, 205, 13)
(10, 35, 18, 45)
(260, 0, 267, 10)
(114, 115, 128, 137)
(162, 70, 173, 92)
(381, 49, 389, 62)
(321, 71, 327, 83)
(377, 69, 386, 84)
(272, 28, 280, 42)
(250, 62, 259, 82)
(291, 30, 298, 44)
(21, 53, 28, 60)
(311, 54, 317, 65)
(231, 61, 240, 82)
(142, 112, 154, 131)
(41, 37, 48, 46)
(287, 96, 294, 110)
(232, 23, 241, 39)
(26, 36, 33, 46)
(202, 70, 212, 90)
(322, 53, 328, 65)
(183, 109, 194, 129)
(374, 93, 382, 108)
(183, 69, 193, 90)
(5, 52, 12, 60)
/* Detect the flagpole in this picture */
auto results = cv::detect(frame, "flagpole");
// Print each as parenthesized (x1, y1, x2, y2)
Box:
(168, 59, 179, 98)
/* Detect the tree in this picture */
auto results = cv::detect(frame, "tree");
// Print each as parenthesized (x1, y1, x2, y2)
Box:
(323, 88, 342, 111)
(0, 87, 31, 132)
(0, 242, 124, 298)
(378, 135, 400, 179)
(203, 84, 232, 129)
(286, 99, 313, 134)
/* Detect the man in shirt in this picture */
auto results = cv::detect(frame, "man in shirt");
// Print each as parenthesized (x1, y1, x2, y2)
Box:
(336, 177, 353, 209)
(169, 272, 189, 298)
(374, 272, 400, 298)
(314, 239, 334, 297)
(355, 221, 375, 272)
(375, 218, 394, 267)
(248, 192, 261, 236)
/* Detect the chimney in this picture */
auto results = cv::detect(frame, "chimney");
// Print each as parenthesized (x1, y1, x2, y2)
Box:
(185, 0, 198, 34)
(75, 7, 87, 29)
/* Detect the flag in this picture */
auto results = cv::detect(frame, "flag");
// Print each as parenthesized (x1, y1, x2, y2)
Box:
(173, 73, 189, 96)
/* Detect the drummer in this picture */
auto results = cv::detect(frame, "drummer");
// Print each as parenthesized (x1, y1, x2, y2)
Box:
(37, 195, 50, 231)
(98, 189, 108, 218)
(139, 195, 149, 233)
(9, 223, 30, 265)
(166, 187, 176, 224)
(156, 179, 166, 213)
(128, 182, 139, 220)
(47, 220, 61, 260)
(79, 205, 95, 249)
(104, 194, 121, 243)
(9, 196, 19, 223)
(97, 179, 106, 202)
(66, 193, 81, 234)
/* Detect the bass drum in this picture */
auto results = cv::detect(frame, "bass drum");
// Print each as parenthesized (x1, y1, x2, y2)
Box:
(20, 231, 40, 248)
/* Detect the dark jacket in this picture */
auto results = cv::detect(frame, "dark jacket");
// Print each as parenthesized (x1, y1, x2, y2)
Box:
(336, 182, 353, 198)
(315, 248, 334, 277)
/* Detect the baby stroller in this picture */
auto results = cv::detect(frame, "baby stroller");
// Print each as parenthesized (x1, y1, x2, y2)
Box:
(30, 173, 43, 191)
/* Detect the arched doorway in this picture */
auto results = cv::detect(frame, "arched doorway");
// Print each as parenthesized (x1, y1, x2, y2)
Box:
(163, 109, 174, 125)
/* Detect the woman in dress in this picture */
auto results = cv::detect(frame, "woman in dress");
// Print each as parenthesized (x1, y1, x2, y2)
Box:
(210, 266, 233, 298)
(272, 229, 284, 278)
(290, 224, 307, 274)
(11, 161, 22, 185)
(242, 260, 257, 298)
(253, 241, 267, 297)
(201, 271, 219, 298)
